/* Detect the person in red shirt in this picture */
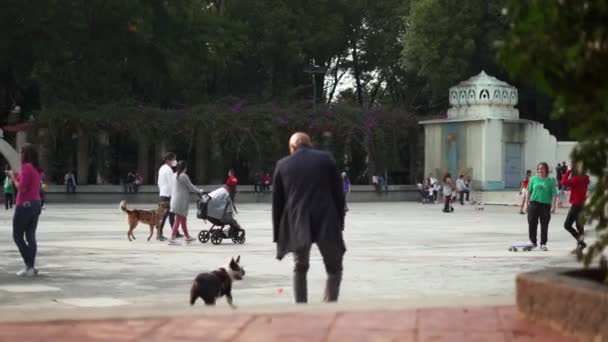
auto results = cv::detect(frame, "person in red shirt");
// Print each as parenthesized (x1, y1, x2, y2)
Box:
(561, 163, 590, 250)
(519, 170, 532, 215)
(262, 173, 272, 192)
(225, 169, 238, 200)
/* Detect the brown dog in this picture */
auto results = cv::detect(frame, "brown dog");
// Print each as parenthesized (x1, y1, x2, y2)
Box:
(119, 200, 168, 241)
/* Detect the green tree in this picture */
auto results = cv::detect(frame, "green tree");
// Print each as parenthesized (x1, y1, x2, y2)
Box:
(400, 0, 509, 110)
(500, 0, 608, 276)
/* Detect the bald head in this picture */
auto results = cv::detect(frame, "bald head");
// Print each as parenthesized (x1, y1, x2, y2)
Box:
(289, 132, 312, 154)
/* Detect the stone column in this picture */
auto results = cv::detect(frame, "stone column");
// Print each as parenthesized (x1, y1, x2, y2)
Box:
(77, 127, 89, 185)
(152, 140, 167, 184)
(96, 131, 110, 184)
(481, 119, 504, 190)
(137, 133, 150, 184)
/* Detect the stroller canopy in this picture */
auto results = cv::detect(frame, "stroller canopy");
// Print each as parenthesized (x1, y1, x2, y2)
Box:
(206, 187, 234, 221)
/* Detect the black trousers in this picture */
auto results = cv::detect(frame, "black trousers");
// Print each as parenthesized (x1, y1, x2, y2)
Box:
(13, 201, 42, 269)
(458, 190, 470, 204)
(292, 242, 344, 303)
(159, 196, 175, 232)
(443, 195, 452, 212)
(564, 205, 584, 241)
(5, 193, 13, 210)
(528, 201, 551, 245)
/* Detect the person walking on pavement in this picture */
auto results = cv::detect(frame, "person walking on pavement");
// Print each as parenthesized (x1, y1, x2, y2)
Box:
(169, 161, 204, 243)
(561, 162, 590, 251)
(225, 169, 238, 201)
(442, 173, 455, 213)
(64, 170, 77, 193)
(519, 170, 532, 214)
(225, 169, 239, 214)
(272, 132, 346, 304)
(342, 172, 351, 212)
(157, 152, 177, 241)
(4, 166, 14, 210)
(8, 144, 43, 276)
(456, 175, 467, 205)
(526, 162, 558, 251)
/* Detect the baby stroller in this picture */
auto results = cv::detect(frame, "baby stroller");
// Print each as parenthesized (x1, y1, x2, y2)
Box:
(417, 183, 433, 204)
(196, 188, 246, 245)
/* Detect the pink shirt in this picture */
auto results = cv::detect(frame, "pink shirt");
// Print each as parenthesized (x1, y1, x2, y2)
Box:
(16, 163, 42, 206)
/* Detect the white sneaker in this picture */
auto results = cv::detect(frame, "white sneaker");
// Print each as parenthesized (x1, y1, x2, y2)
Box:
(540, 245, 548, 251)
(16, 268, 35, 277)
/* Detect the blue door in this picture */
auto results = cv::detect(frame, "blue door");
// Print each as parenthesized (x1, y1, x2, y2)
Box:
(445, 124, 459, 177)
(504, 143, 522, 188)
(447, 139, 457, 177)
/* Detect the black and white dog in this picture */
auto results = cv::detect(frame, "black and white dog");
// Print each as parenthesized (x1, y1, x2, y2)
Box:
(190, 256, 245, 308)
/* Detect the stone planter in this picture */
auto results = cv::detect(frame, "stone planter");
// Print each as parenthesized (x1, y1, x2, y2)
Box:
(517, 268, 608, 340)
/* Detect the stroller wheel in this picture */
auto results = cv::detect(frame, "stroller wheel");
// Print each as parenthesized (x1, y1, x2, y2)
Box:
(198, 230, 210, 243)
(210, 230, 223, 245)
(232, 231, 246, 244)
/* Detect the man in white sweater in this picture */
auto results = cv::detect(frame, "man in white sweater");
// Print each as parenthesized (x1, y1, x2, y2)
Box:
(157, 152, 178, 240)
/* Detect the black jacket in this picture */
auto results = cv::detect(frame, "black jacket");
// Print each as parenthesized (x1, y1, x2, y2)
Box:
(272, 146, 346, 260)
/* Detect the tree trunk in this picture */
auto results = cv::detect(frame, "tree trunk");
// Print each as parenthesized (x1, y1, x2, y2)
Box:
(95, 131, 110, 184)
(368, 75, 385, 109)
(137, 133, 149, 184)
(153, 140, 168, 185)
(326, 55, 347, 104)
(77, 127, 89, 185)
(351, 38, 364, 107)
(195, 127, 207, 184)
(37, 128, 50, 179)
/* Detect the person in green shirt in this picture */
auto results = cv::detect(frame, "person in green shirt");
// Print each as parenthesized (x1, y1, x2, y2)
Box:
(4, 167, 14, 210)
(525, 162, 558, 251)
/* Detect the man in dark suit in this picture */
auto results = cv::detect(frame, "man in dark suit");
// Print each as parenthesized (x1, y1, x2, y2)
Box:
(272, 132, 346, 303)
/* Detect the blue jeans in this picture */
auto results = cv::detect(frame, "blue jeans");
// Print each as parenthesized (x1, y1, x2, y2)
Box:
(13, 200, 42, 268)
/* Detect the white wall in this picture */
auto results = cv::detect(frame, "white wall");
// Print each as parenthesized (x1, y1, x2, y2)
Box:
(423, 119, 577, 189)
(523, 121, 576, 176)
(556, 142, 577, 165)
(464, 121, 483, 181)
(424, 124, 443, 176)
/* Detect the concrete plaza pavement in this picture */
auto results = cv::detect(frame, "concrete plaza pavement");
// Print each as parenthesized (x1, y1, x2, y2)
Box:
(0, 201, 584, 321)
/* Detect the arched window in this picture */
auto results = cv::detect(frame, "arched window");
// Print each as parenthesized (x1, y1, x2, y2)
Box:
(480, 89, 490, 99)
(451, 91, 458, 102)
(468, 89, 475, 100)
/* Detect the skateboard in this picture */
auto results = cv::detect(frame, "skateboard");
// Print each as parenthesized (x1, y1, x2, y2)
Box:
(508, 242, 535, 252)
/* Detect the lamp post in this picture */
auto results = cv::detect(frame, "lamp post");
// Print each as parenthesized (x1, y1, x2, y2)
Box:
(303, 60, 327, 114)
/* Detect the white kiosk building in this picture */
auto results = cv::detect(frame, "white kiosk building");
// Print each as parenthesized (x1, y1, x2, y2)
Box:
(420, 71, 576, 190)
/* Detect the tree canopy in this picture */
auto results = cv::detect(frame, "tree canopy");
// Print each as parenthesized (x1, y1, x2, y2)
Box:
(500, 0, 608, 274)
(0, 0, 571, 184)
